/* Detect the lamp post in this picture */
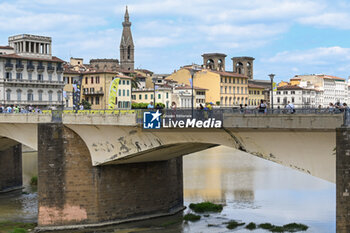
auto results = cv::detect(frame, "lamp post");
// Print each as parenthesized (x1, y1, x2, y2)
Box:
(189, 65, 201, 118)
(152, 77, 157, 108)
(269, 73, 275, 109)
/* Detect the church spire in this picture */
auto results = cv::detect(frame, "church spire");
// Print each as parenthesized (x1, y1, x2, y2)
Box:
(124, 6, 129, 22)
(120, 5, 134, 71)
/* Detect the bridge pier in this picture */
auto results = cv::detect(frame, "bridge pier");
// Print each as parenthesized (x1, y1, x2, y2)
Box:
(337, 127, 350, 232)
(0, 143, 22, 193)
(37, 123, 183, 229)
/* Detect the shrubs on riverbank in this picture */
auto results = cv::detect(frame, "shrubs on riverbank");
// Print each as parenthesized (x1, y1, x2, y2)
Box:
(0, 221, 36, 233)
(183, 202, 309, 232)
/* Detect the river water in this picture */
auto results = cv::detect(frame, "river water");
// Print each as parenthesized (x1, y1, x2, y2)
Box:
(0, 147, 335, 232)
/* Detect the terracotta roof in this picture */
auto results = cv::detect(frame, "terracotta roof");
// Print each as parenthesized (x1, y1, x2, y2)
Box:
(116, 74, 132, 79)
(0, 53, 64, 62)
(321, 75, 345, 81)
(248, 84, 266, 89)
(213, 71, 248, 78)
(0, 46, 13, 49)
(135, 69, 153, 74)
(277, 85, 318, 91)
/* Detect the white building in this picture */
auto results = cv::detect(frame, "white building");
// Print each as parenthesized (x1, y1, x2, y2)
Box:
(172, 85, 206, 108)
(0, 34, 64, 108)
(292, 74, 347, 107)
(273, 85, 322, 108)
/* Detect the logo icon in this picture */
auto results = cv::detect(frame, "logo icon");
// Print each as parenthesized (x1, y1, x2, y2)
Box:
(143, 110, 162, 129)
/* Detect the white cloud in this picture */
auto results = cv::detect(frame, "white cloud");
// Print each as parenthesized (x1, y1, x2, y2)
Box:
(298, 13, 350, 30)
(267, 46, 350, 65)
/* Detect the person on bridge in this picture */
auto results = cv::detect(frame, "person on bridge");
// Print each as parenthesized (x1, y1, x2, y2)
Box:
(285, 101, 295, 114)
(258, 100, 266, 114)
(147, 101, 154, 109)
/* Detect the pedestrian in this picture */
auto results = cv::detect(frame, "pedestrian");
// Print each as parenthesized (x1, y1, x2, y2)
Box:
(147, 101, 154, 109)
(79, 104, 84, 110)
(258, 100, 266, 114)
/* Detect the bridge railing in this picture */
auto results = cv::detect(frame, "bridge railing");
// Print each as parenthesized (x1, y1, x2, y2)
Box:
(135, 108, 342, 124)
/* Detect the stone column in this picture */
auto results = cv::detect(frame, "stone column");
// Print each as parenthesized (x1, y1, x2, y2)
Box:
(49, 44, 52, 54)
(0, 143, 22, 193)
(29, 41, 32, 53)
(37, 123, 184, 229)
(337, 127, 350, 232)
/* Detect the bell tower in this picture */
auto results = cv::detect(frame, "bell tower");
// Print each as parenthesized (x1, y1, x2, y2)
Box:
(120, 6, 134, 71)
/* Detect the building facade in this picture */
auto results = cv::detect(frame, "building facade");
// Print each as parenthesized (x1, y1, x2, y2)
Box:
(248, 84, 265, 106)
(0, 34, 64, 108)
(132, 87, 172, 108)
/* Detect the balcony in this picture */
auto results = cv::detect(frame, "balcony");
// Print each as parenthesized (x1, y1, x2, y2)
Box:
(56, 66, 63, 73)
(27, 64, 35, 72)
(47, 66, 55, 73)
(83, 90, 104, 95)
(16, 64, 24, 72)
(37, 65, 45, 73)
(5, 63, 13, 71)
(2, 79, 65, 86)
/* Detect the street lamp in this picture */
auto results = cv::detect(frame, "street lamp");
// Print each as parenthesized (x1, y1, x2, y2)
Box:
(189, 65, 201, 118)
(269, 74, 275, 109)
(152, 77, 157, 108)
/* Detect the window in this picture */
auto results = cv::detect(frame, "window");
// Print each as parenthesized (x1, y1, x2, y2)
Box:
(90, 88, 94, 94)
(292, 97, 295, 103)
(119, 90, 121, 96)
(158, 93, 161, 99)
(57, 74, 62, 82)
(71, 77, 73, 84)
(151, 94, 153, 99)
(291, 91, 295, 94)
(225, 77, 227, 83)
(221, 77, 223, 82)
(16, 90, 21, 101)
(86, 97, 89, 103)
(16, 73, 22, 80)
(277, 97, 280, 103)
(91, 77, 94, 84)
(127, 90, 129, 96)
(28, 73, 32, 80)
(123, 90, 125, 96)
(48, 74, 52, 81)
(132, 95, 136, 100)
(241, 87, 243, 94)
(229, 86, 231, 93)
(96, 76, 100, 84)
(48, 91, 53, 101)
(139, 94, 142, 100)
(27, 90, 33, 101)
(6, 72, 12, 80)
(127, 80, 129, 85)
(225, 86, 227, 93)
(38, 90, 43, 101)
(96, 96, 100, 104)
(145, 94, 148, 100)
(254, 90, 256, 95)
(123, 80, 125, 85)
(241, 79, 244, 84)
(221, 86, 223, 93)
(6, 90, 11, 100)
(166, 92, 169, 98)
(38, 74, 43, 81)
(229, 78, 231, 83)
(85, 77, 88, 84)
(57, 92, 62, 102)
(91, 96, 94, 104)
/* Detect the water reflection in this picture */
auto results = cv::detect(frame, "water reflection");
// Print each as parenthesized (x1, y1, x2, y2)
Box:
(0, 146, 335, 233)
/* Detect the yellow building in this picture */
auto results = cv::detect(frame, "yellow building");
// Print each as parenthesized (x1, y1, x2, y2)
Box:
(278, 81, 290, 87)
(82, 71, 132, 109)
(131, 87, 172, 108)
(290, 77, 301, 86)
(166, 68, 248, 106)
(248, 84, 265, 106)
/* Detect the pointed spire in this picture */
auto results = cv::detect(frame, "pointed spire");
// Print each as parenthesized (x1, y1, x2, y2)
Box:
(124, 6, 129, 22)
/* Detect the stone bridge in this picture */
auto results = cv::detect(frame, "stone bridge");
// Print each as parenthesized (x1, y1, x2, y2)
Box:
(0, 111, 348, 232)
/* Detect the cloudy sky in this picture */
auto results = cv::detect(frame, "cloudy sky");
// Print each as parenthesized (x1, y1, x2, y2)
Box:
(1, 0, 350, 82)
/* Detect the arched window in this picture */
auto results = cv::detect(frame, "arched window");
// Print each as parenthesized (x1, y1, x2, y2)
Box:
(127, 46, 131, 59)
(236, 62, 244, 74)
(16, 89, 22, 101)
(206, 59, 214, 69)
(218, 59, 223, 71)
(6, 89, 11, 100)
(27, 90, 33, 101)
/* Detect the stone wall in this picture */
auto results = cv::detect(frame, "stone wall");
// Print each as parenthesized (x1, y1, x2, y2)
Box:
(0, 143, 22, 192)
(337, 127, 350, 232)
(38, 123, 183, 227)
